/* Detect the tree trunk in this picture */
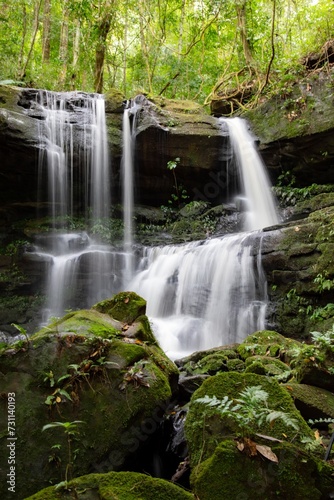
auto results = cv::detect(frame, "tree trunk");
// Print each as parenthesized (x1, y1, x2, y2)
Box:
(59, 2, 69, 87)
(18, 2, 27, 72)
(235, 0, 254, 66)
(42, 0, 51, 63)
(72, 21, 81, 68)
(138, 0, 153, 93)
(178, 0, 186, 59)
(123, 9, 128, 94)
(18, 0, 43, 79)
(94, 13, 112, 93)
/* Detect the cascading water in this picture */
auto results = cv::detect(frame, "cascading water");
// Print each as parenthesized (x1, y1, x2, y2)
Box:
(128, 116, 280, 359)
(27, 94, 278, 359)
(28, 91, 120, 320)
(130, 232, 267, 360)
(221, 117, 279, 231)
(121, 97, 143, 283)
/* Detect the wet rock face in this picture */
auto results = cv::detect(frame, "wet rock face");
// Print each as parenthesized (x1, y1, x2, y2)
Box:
(1, 83, 334, 211)
(0, 87, 229, 211)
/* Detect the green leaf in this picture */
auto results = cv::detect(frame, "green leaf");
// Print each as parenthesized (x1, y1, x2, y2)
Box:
(58, 389, 73, 401)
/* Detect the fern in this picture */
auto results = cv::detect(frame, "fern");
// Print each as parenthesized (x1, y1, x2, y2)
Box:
(195, 385, 300, 435)
(266, 410, 300, 431)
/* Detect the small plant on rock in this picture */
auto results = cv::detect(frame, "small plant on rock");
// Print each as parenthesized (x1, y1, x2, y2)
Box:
(42, 420, 85, 489)
(310, 324, 334, 352)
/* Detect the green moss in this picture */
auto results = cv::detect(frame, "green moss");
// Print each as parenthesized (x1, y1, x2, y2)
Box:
(93, 292, 147, 324)
(178, 347, 239, 376)
(32, 309, 122, 341)
(0, 296, 177, 499)
(237, 330, 301, 360)
(135, 315, 158, 345)
(225, 358, 245, 372)
(244, 360, 267, 375)
(25, 471, 194, 499)
(283, 383, 334, 419)
(104, 88, 125, 112)
(292, 350, 334, 392)
(191, 439, 333, 500)
(191, 352, 229, 375)
(108, 338, 147, 366)
(184, 372, 314, 467)
(245, 356, 292, 379)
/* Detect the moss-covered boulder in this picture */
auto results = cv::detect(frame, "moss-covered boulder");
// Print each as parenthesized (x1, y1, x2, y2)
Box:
(245, 355, 292, 380)
(25, 470, 194, 499)
(261, 195, 334, 339)
(92, 291, 147, 325)
(237, 330, 302, 361)
(190, 439, 334, 500)
(176, 345, 239, 376)
(290, 340, 334, 392)
(283, 383, 334, 420)
(0, 293, 179, 499)
(184, 372, 314, 468)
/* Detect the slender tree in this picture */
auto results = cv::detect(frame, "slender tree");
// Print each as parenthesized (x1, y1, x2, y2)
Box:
(94, 0, 117, 93)
(42, 0, 52, 62)
(18, 0, 43, 80)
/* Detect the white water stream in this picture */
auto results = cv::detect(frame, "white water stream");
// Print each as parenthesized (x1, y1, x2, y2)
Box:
(129, 232, 267, 359)
(121, 98, 143, 283)
(32, 92, 115, 319)
(221, 117, 279, 231)
(28, 92, 279, 359)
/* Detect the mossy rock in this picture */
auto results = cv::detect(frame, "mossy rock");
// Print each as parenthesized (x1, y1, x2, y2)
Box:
(92, 291, 147, 324)
(189, 352, 229, 375)
(283, 383, 334, 420)
(237, 330, 302, 361)
(190, 439, 334, 500)
(25, 470, 194, 499)
(184, 372, 314, 468)
(104, 88, 125, 113)
(245, 355, 292, 379)
(32, 309, 122, 342)
(225, 358, 245, 372)
(0, 296, 179, 499)
(176, 345, 239, 376)
(292, 345, 334, 391)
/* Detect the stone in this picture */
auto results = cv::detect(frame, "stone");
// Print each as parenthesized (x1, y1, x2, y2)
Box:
(190, 439, 333, 500)
(25, 470, 195, 499)
(283, 383, 334, 420)
(0, 293, 179, 499)
(184, 372, 314, 468)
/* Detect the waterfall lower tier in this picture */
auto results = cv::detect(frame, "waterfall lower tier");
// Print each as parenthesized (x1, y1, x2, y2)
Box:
(28, 233, 127, 321)
(130, 232, 267, 360)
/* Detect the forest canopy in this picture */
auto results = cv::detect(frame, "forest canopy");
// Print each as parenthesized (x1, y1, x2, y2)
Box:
(0, 0, 333, 105)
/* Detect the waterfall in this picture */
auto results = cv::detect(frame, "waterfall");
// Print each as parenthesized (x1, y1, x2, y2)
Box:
(36, 91, 110, 224)
(32, 91, 116, 320)
(221, 117, 279, 230)
(121, 96, 145, 283)
(129, 232, 266, 359)
(127, 116, 278, 359)
(90, 96, 110, 221)
(28, 95, 277, 357)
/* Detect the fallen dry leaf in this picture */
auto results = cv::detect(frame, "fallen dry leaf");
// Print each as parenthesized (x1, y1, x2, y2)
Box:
(237, 441, 245, 452)
(256, 444, 279, 463)
(244, 438, 258, 457)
